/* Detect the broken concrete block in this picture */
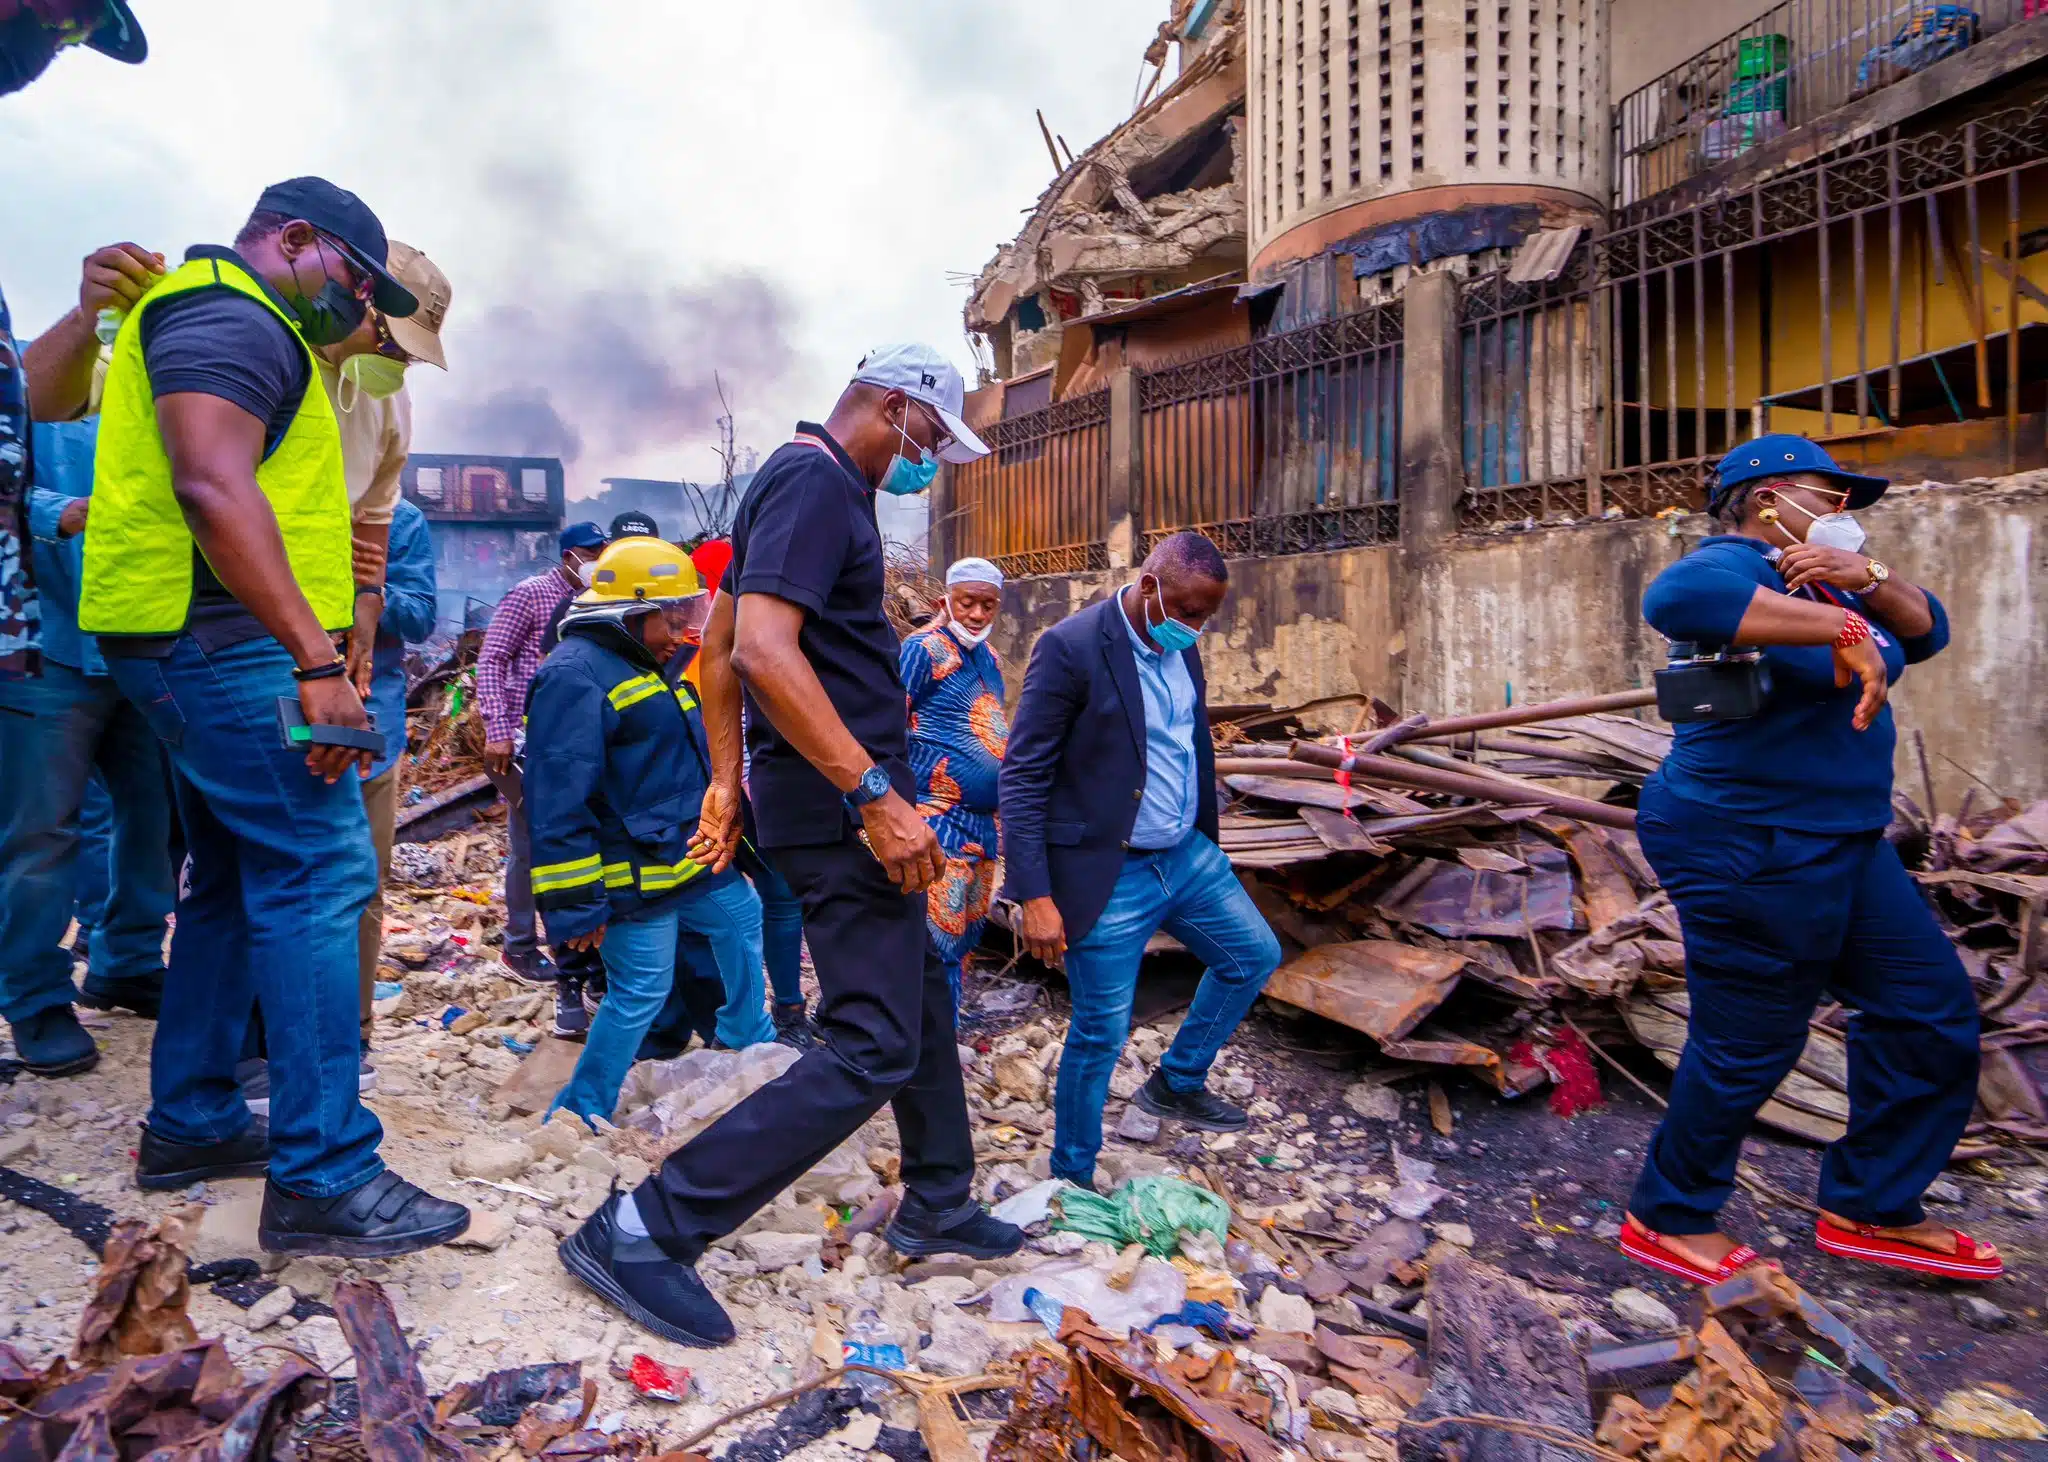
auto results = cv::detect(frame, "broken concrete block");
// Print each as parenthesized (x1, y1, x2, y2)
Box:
(1954, 1295, 2012, 1332)
(1607, 1287, 1680, 1333)
(571, 1144, 618, 1179)
(275, 1257, 339, 1301)
(241, 1286, 296, 1331)
(920, 1307, 998, 1377)
(1432, 1222, 1475, 1249)
(1342, 1082, 1401, 1122)
(1113, 1104, 1162, 1143)
(526, 1109, 587, 1162)
(992, 1053, 1048, 1105)
(450, 1207, 515, 1251)
(0, 1133, 36, 1165)
(1257, 1287, 1317, 1335)
(450, 1139, 531, 1182)
(737, 1231, 823, 1270)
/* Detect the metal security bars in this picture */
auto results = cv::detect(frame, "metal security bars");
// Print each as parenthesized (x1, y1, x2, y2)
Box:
(1465, 84, 2048, 530)
(947, 391, 1112, 579)
(1615, 0, 2038, 207)
(1137, 302, 1403, 557)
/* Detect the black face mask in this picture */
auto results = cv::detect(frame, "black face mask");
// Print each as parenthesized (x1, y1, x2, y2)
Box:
(284, 241, 368, 347)
(0, 11, 63, 97)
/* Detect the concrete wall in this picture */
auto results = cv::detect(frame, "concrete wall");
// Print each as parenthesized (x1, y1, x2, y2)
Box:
(1610, 0, 1780, 98)
(991, 475, 2048, 809)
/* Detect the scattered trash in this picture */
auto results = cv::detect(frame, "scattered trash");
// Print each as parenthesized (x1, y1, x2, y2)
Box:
(989, 1257, 1187, 1337)
(1929, 1389, 2046, 1442)
(1051, 1175, 1232, 1256)
(988, 1177, 1067, 1227)
(622, 1354, 688, 1403)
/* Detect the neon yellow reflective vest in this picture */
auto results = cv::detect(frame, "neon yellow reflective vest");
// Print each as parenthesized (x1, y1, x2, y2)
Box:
(79, 253, 352, 635)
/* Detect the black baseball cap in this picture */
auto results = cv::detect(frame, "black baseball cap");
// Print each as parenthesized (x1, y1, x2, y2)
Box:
(252, 176, 419, 318)
(610, 510, 661, 539)
(83, 1, 148, 63)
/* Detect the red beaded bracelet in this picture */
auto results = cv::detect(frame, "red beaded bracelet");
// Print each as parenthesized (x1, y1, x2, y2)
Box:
(1834, 611, 1872, 650)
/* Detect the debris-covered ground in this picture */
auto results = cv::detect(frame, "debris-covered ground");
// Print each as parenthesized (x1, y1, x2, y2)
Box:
(2, 684, 2044, 1461)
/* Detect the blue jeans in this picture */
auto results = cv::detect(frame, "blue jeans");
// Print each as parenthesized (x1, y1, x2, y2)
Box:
(551, 874, 771, 1124)
(73, 776, 113, 951)
(1050, 832, 1281, 1184)
(744, 843, 805, 1006)
(1628, 783, 1979, 1233)
(0, 660, 175, 1022)
(109, 635, 382, 1197)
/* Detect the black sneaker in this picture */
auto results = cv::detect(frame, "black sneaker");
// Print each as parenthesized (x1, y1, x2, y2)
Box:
(1135, 1070, 1248, 1131)
(239, 1057, 376, 1117)
(559, 1192, 735, 1348)
(503, 948, 560, 986)
(137, 1118, 271, 1190)
(258, 1170, 470, 1258)
(74, 973, 164, 1020)
(771, 1001, 820, 1050)
(10, 1005, 99, 1077)
(885, 1194, 1025, 1260)
(552, 981, 590, 1040)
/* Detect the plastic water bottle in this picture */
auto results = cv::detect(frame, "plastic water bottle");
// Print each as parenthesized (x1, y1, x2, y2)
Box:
(841, 1309, 904, 1399)
(1018, 1286, 1069, 1336)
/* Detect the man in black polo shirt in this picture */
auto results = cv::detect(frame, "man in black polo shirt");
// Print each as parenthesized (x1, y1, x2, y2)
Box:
(558, 345, 1023, 1346)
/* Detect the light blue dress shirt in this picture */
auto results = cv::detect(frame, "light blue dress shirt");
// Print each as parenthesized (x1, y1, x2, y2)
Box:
(28, 420, 103, 676)
(1119, 597, 1199, 850)
(367, 497, 438, 781)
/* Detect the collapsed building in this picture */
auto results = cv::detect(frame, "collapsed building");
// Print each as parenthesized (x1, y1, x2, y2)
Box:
(944, 0, 2048, 809)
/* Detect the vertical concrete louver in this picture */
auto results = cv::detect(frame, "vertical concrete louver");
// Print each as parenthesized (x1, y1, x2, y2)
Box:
(1247, 0, 1611, 274)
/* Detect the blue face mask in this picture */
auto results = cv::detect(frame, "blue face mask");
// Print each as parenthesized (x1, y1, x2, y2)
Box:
(1144, 576, 1202, 653)
(878, 405, 940, 496)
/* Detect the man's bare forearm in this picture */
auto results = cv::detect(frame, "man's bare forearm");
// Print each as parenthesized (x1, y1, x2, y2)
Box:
(698, 590, 744, 788)
(732, 594, 871, 794)
(22, 308, 99, 423)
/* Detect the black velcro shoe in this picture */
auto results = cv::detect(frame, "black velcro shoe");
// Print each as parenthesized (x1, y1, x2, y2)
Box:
(885, 1194, 1026, 1260)
(11, 1005, 98, 1077)
(559, 1193, 735, 1348)
(137, 1118, 271, 1190)
(1135, 1070, 1249, 1132)
(259, 1170, 470, 1258)
(75, 973, 164, 1021)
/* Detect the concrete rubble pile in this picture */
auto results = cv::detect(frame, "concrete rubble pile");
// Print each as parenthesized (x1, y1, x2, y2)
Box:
(1206, 692, 2048, 1169)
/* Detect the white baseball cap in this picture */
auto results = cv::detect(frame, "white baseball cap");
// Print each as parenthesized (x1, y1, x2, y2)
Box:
(852, 343, 990, 464)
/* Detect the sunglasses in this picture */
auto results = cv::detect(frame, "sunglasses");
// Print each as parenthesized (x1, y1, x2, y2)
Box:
(312, 230, 379, 305)
(908, 398, 954, 457)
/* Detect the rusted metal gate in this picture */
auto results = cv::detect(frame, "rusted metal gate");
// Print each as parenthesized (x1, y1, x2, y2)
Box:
(1138, 301, 1403, 557)
(1465, 82, 2048, 530)
(948, 390, 1112, 578)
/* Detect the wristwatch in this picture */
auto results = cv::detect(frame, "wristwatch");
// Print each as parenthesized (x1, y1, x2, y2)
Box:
(1864, 559, 1890, 589)
(844, 765, 893, 810)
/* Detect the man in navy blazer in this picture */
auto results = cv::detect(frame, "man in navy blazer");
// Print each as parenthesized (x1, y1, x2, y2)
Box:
(1000, 532, 1282, 1188)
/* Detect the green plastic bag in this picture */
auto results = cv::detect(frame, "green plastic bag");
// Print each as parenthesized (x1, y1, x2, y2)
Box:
(1051, 1176, 1231, 1257)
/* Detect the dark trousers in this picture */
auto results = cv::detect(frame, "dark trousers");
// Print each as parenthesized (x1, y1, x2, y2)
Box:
(634, 830, 975, 1262)
(486, 762, 537, 958)
(1628, 782, 1979, 1234)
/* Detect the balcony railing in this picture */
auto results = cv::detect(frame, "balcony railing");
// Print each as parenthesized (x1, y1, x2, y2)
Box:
(1614, 1, 2040, 206)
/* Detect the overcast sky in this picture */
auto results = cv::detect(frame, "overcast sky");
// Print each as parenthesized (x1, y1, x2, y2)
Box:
(0, 0, 1166, 496)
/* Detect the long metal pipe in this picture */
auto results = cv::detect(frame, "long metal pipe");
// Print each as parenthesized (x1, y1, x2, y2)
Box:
(1405, 689, 1657, 741)
(1288, 740, 1637, 830)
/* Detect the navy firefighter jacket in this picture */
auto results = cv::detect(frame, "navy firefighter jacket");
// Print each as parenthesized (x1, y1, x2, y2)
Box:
(1641, 535, 1949, 836)
(523, 615, 732, 941)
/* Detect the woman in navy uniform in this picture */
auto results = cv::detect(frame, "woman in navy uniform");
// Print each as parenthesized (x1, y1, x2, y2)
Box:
(1620, 435, 2000, 1286)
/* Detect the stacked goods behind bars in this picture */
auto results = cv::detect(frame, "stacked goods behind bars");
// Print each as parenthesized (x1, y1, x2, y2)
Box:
(1205, 690, 2047, 1161)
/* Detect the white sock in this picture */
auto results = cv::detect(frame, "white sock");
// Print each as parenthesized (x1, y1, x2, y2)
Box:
(614, 1191, 650, 1238)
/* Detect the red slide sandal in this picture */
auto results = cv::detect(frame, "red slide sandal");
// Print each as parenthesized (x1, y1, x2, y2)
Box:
(1815, 1219, 2004, 1281)
(1620, 1220, 1778, 1286)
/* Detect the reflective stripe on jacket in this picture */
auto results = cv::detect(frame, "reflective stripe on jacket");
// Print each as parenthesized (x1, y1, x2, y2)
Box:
(522, 616, 729, 940)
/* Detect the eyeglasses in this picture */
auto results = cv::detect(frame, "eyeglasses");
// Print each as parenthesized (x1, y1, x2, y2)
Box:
(1760, 478, 1847, 502)
(910, 398, 954, 457)
(313, 231, 378, 304)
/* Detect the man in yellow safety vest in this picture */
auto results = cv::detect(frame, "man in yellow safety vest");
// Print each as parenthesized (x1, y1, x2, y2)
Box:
(80, 178, 469, 1259)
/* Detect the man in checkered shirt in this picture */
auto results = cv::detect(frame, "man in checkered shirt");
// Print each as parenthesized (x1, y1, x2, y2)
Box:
(475, 520, 606, 981)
